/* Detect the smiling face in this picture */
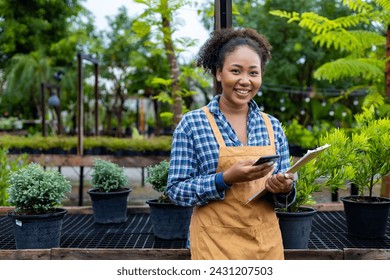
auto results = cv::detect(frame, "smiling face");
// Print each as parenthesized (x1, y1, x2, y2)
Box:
(216, 45, 262, 108)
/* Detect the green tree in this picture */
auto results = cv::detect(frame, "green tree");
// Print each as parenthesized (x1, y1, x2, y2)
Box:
(197, 0, 353, 126)
(0, 0, 83, 68)
(133, 0, 199, 128)
(0, 0, 100, 124)
(270, 0, 390, 115)
(2, 51, 51, 119)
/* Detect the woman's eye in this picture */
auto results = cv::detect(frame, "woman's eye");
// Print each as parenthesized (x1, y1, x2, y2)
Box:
(250, 71, 259, 76)
(231, 69, 240, 74)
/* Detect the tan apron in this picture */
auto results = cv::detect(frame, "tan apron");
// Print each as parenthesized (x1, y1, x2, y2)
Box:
(189, 107, 284, 260)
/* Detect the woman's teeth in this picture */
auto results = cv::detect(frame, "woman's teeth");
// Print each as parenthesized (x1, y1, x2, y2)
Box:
(236, 89, 250, 94)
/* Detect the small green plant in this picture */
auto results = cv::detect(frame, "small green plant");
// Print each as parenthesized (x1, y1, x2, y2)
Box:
(284, 119, 316, 149)
(280, 129, 355, 212)
(0, 148, 28, 205)
(7, 163, 71, 214)
(145, 160, 170, 203)
(91, 159, 128, 192)
(345, 106, 390, 198)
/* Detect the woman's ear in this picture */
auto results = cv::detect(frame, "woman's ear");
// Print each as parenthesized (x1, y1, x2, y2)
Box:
(216, 68, 222, 82)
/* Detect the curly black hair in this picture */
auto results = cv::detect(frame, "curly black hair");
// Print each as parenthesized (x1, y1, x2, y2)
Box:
(196, 28, 272, 76)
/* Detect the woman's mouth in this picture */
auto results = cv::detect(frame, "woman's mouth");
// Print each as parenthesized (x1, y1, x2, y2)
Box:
(235, 89, 251, 95)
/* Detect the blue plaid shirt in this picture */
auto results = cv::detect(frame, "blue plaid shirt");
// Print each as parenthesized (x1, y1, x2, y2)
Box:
(167, 95, 295, 207)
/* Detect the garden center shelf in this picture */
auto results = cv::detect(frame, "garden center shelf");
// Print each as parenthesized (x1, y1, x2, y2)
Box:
(0, 206, 389, 260)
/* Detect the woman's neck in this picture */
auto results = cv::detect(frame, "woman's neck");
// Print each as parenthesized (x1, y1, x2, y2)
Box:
(219, 98, 249, 145)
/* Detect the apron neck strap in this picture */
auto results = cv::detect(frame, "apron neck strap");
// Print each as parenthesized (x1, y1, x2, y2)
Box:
(260, 112, 275, 146)
(202, 106, 275, 148)
(202, 106, 226, 147)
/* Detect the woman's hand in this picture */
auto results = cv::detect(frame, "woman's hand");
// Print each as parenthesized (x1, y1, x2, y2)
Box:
(265, 173, 294, 194)
(223, 159, 276, 185)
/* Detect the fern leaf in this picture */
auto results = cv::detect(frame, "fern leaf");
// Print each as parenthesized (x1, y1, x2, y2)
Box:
(313, 30, 385, 52)
(314, 58, 384, 82)
(343, 0, 373, 13)
(376, 0, 390, 12)
(299, 12, 339, 34)
(269, 10, 294, 19)
(334, 13, 370, 28)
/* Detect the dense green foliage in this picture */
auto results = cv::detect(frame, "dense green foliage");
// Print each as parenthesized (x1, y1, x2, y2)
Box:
(7, 163, 71, 214)
(0, 135, 172, 152)
(145, 160, 170, 202)
(0, 148, 27, 205)
(1, 0, 388, 144)
(271, 0, 390, 116)
(197, 0, 355, 126)
(344, 106, 390, 197)
(91, 159, 129, 192)
(281, 129, 355, 212)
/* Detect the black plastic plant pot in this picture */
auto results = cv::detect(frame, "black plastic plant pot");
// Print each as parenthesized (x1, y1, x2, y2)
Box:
(276, 207, 317, 249)
(341, 196, 390, 239)
(8, 208, 67, 249)
(146, 199, 193, 240)
(88, 188, 132, 224)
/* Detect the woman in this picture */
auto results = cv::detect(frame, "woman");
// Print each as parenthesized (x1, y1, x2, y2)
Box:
(166, 28, 296, 260)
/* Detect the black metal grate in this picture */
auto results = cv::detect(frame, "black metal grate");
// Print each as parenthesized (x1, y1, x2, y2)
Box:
(0, 211, 389, 250)
(309, 211, 390, 249)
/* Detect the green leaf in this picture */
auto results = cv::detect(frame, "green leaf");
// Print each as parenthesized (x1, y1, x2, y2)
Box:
(132, 20, 151, 37)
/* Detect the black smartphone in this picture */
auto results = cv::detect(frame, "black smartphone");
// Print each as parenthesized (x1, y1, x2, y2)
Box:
(252, 155, 280, 166)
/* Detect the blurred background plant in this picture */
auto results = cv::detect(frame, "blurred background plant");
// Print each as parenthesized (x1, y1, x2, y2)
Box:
(0, 148, 28, 205)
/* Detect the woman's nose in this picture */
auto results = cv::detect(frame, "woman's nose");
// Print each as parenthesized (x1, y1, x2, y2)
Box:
(239, 74, 250, 84)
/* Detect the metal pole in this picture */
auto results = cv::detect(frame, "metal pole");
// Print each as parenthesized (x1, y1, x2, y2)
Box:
(79, 166, 84, 206)
(77, 53, 84, 157)
(41, 83, 46, 137)
(214, 0, 232, 30)
(94, 63, 99, 136)
(213, 0, 232, 95)
(57, 87, 62, 135)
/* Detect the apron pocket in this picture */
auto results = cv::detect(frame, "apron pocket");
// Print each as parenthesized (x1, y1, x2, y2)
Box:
(197, 225, 260, 260)
(252, 222, 284, 259)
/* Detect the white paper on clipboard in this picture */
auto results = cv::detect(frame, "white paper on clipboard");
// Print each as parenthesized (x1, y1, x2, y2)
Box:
(286, 143, 331, 174)
(246, 143, 331, 204)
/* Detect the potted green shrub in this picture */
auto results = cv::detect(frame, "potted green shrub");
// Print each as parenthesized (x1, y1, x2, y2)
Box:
(87, 159, 132, 224)
(337, 106, 390, 238)
(7, 162, 71, 249)
(277, 129, 355, 249)
(145, 160, 193, 240)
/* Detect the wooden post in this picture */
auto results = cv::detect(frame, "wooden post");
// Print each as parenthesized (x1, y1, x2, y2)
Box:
(213, 0, 232, 96)
(382, 25, 390, 198)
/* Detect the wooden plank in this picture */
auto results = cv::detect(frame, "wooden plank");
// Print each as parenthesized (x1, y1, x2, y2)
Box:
(343, 248, 390, 260)
(313, 203, 344, 212)
(50, 248, 191, 260)
(284, 249, 343, 260)
(0, 206, 150, 215)
(381, 176, 390, 198)
(0, 249, 51, 260)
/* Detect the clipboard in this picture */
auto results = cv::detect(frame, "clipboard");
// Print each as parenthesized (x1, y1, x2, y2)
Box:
(286, 143, 331, 174)
(246, 143, 331, 204)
